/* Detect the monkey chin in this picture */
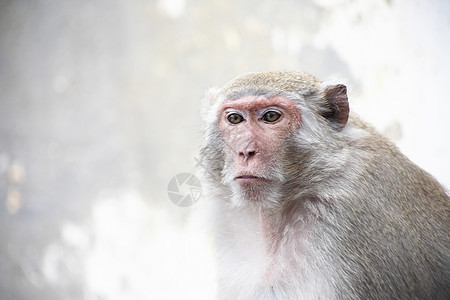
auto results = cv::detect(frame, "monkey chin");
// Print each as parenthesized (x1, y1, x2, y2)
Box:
(230, 177, 281, 209)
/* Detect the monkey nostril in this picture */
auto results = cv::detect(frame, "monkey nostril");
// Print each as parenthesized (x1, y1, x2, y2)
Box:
(239, 150, 256, 158)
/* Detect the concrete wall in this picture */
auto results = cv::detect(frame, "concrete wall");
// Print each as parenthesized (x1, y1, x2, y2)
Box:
(0, 0, 449, 299)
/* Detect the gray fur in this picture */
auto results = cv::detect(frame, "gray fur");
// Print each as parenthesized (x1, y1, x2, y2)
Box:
(198, 71, 450, 299)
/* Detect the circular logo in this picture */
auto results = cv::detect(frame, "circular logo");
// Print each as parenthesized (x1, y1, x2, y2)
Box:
(167, 173, 202, 207)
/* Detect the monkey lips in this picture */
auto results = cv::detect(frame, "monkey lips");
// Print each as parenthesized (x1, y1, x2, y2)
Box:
(235, 174, 268, 183)
(234, 172, 275, 185)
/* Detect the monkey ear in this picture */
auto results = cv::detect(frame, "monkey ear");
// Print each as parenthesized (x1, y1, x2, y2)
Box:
(322, 84, 349, 131)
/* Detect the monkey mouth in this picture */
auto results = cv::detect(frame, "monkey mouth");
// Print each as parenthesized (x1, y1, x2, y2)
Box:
(234, 175, 269, 183)
(236, 175, 259, 179)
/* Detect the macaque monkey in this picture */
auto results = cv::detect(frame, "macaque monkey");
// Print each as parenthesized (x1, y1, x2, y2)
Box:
(197, 71, 449, 299)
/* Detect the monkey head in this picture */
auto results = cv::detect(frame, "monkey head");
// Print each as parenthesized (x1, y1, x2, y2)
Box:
(200, 71, 350, 208)
(198, 71, 449, 299)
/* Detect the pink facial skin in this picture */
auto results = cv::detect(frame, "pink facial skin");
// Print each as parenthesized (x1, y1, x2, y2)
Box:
(218, 95, 301, 185)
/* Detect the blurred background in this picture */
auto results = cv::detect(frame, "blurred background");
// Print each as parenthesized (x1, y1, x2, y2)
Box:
(0, 0, 449, 299)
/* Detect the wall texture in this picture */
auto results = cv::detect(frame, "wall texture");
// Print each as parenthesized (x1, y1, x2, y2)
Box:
(0, 0, 449, 299)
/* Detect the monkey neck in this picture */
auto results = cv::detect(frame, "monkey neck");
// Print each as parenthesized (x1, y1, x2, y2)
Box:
(258, 200, 311, 247)
(258, 208, 280, 252)
(258, 201, 313, 262)
(258, 205, 309, 284)
(258, 208, 283, 283)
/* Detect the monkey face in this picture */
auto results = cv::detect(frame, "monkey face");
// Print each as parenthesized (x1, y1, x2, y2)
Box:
(217, 95, 301, 207)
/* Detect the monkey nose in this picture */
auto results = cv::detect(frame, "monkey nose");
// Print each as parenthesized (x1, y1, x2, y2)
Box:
(239, 144, 257, 159)
(239, 150, 256, 157)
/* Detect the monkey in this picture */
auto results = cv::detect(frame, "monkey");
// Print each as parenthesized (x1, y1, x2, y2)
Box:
(196, 71, 449, 300)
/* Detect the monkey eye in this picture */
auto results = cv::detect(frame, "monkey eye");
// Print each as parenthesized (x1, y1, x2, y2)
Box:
(262, 111, 281, 123)
(227, 113, 244, 124)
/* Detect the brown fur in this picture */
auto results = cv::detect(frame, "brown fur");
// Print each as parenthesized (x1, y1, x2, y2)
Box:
(199, 71, 450, 299)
